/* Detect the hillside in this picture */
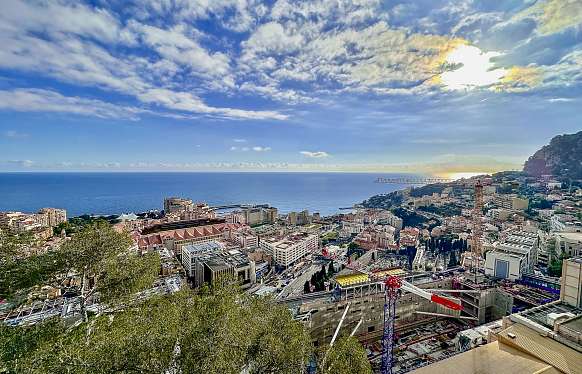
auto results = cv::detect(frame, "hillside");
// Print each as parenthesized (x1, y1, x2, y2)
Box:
(524, 131, 582, 180)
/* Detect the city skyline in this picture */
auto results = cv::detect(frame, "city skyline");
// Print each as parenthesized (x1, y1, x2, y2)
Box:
(1, 0, 581, 174)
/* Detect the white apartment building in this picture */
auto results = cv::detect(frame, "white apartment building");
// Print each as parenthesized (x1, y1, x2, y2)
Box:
(488, 208, 512, 221)
(484, 229, 539, 280)
(561, 257, 582, 308)
(375, 211, 403, 231)
(233, 229, 259, 249)
(551, 214, 582, 233)
(260, 233, 318, 267)
(493, 195, 529, 211)
(485, 250, 528, 281)
(0, 212, 27, 230)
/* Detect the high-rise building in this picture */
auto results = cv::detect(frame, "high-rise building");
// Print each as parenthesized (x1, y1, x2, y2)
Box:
(38, 207, 67, 227)
(241, 206, 277, 226)
(288, 211, 298, 226)
(561, 256, 582, 308)
(298, 210, 310, 225)
(164, 197, 194, 214)
(260, 232, 318, 267)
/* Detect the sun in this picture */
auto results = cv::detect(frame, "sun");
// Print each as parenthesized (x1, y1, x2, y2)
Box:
(439, 45, 506, 90)
(444, 172, 485, 180)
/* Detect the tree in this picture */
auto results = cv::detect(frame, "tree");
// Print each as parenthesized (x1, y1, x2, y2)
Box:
(548, 253, 568, 277)
(320, 336, 372, 374)
(328, 262, 334, 277)
(59, 222, 159, 321)
(2, 283, 315, 374)
(0, 230, 66, 301)
(1, 229, 364, 374)
(1, 223, 159, 321)
(14, 294, 182, 374)
(0, 318, 65, 373)
(304, 281, 311, 294)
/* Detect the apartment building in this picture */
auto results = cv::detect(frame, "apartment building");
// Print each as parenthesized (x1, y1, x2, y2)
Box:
(493, 194, 529, 211)
(551, 214, 582, 233)
(164, 197, 194, 214)
(241, 206, 278, 226)
(555, 232, 582, 257)
(181, 241, 256, 288)
(260, 232, 318, 267)
(233, 228, 259, 249)
(37, 207, 67, 227)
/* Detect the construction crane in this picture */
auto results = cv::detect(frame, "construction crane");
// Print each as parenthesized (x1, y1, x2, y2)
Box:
(321, 249, 462, 374)
(470, 180, 484, 271)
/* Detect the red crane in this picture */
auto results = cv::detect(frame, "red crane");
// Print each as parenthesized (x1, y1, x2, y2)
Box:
(322, 249, 462, 374)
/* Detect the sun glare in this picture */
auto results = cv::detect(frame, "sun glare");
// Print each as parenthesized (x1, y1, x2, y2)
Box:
(442, 172, 486, 180)
(440, 45, 506, 90)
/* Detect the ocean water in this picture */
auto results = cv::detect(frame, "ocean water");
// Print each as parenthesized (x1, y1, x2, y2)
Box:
(0, 172, 407, 217)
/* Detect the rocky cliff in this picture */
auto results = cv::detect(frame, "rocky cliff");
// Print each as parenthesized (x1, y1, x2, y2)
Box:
(524, 131, 582, 180)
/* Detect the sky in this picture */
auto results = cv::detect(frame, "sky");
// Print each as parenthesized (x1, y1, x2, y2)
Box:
(0, 0, 581, 175)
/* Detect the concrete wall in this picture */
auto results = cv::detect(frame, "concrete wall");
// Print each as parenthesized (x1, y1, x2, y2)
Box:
(298, 278, 452, 346)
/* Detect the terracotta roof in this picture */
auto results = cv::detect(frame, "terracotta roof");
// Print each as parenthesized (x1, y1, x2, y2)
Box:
(137, 222, 245, 249)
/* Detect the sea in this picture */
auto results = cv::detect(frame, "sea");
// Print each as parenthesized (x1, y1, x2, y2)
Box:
(0, 172, 408, 217)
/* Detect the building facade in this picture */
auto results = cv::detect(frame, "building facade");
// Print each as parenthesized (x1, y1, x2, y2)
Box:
(260, 233, 318, 267)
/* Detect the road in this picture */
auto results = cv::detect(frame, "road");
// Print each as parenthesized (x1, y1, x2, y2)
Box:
(277, 263, 323, 300)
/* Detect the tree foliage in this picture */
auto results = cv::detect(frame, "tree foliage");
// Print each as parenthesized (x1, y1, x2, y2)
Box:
(0, 231, 66, 301)
(320, 336, 372, 374)
(1, 223, 159, 319)
(0, 226, 370, 374)
(2, 285, 314, 374)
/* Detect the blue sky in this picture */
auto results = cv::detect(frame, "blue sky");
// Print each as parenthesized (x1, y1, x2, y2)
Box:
(0, 0, 581, 174)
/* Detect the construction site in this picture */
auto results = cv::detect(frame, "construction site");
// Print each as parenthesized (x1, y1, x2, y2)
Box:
(284, 249, 562, 373)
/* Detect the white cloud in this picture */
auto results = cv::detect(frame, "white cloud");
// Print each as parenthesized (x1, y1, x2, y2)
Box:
(243, 22, 304, 55)
(133, 0, 266, 33)
(1, 0, 129, 43)
(439, 45, 506, 90)
(129, 21, 231, 77)
(231, 145, 271, 152)
(3, 130, 29, 139)
(0, 88, 144, 120)
(252, 146, 271, 152)
(233, 138, 247, 142)
(7, 160, 35, 168)
(300, 151, 330, 158)
(547, 97, 574, 103)
(138, 88, 288, 120)
(0, 1, 288, 121)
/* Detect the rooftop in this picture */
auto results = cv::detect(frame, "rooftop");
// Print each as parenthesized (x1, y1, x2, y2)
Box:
(518, 302, 582, 330)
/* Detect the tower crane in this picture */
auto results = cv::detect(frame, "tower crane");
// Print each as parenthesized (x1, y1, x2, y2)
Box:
(321, 249, 462, 374)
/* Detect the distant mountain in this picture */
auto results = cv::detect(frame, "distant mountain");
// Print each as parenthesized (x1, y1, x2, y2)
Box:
(524, 131, 582, 180)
